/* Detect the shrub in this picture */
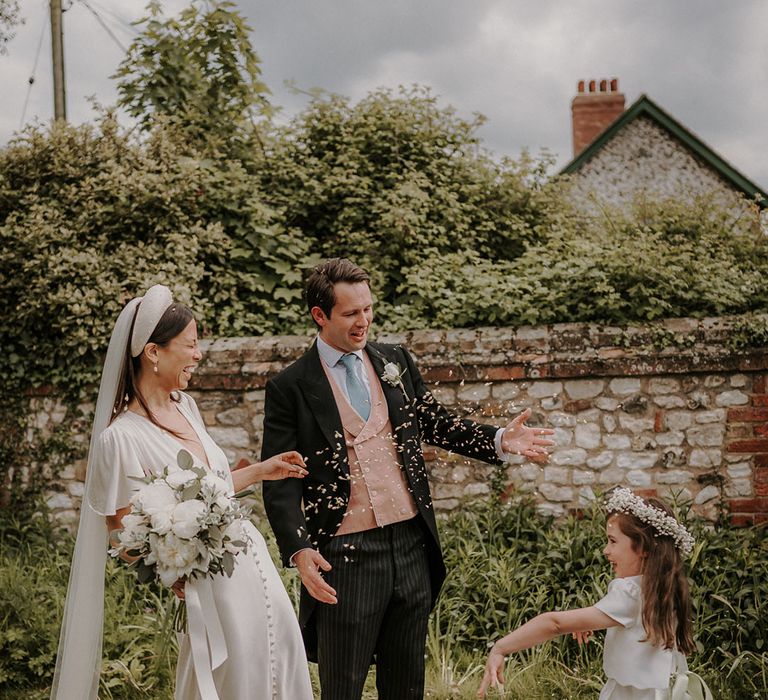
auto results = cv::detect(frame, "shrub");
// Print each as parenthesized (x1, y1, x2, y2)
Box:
(0, 116, 318, 396)
(398, 194, 768, 329)
(259, 87, 571, 326)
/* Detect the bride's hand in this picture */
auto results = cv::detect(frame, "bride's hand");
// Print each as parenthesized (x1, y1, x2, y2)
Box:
(171, 578, 186, 600)
(255, 451, 308, 481)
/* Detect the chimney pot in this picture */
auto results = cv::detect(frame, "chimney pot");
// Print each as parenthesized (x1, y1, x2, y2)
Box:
(571, 77, 626, 157)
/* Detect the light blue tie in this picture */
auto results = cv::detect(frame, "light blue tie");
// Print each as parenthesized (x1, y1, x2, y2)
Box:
(338, 353, 370, 421)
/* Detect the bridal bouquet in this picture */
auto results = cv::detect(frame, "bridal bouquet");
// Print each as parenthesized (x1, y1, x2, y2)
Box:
(108, 449, 251, 588)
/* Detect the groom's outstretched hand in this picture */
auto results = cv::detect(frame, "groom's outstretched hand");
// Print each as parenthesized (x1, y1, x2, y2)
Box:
(501, 408, 555, 464)
(294, 549, 338, 604)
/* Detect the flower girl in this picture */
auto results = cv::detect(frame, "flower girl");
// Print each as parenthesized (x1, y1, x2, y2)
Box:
(478, 488, 698, 699)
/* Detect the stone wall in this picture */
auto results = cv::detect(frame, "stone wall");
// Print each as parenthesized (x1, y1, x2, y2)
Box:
(38, 315, 768, 525)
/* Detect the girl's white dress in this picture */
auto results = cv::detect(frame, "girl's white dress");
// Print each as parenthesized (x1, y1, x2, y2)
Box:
(94, 392, 313, 700)
(594, 575, 687, 700)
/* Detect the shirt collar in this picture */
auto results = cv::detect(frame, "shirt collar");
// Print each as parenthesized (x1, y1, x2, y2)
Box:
(316, 334, 364, 368)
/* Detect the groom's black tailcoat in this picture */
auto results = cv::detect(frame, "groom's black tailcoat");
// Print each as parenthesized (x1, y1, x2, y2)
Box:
(262, 340, 500, 660)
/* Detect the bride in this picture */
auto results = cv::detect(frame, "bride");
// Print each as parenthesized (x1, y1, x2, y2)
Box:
(51, 284, 314, 699)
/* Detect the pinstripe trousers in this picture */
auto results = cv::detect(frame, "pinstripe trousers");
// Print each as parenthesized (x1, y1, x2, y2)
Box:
(315, 517, 433, 700)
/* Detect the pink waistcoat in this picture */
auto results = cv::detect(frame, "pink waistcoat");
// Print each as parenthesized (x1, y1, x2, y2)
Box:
(322, 352, 419, 536)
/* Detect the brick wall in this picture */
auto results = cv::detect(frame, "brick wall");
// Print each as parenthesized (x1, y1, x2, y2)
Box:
(38, 315, 768, 525)
(726, 374, 768, 525)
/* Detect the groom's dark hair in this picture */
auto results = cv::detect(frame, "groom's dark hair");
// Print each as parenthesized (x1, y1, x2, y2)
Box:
(306, 258, 370, 324)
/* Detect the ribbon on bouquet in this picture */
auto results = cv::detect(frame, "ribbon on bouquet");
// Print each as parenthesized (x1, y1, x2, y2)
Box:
(185, 578, 228, 700)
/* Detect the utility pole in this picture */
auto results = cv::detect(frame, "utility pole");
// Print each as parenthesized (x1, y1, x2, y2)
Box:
(50, 0, 67, 121)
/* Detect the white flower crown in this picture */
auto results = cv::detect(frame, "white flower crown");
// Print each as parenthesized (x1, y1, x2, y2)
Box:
(605, 487, 695, 555)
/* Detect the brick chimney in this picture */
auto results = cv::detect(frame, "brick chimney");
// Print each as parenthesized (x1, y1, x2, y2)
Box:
(571, 78, 625, 156)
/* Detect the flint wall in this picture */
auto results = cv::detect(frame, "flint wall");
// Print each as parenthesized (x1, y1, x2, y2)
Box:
(37, 315, 768, 526)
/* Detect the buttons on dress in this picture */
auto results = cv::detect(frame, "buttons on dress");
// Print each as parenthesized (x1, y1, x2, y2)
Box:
(250, 546, 279, 698)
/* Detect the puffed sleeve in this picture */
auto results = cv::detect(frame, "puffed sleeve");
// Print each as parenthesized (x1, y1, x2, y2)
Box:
(86, 426, 147, 516)
(594, 577, 642, 629)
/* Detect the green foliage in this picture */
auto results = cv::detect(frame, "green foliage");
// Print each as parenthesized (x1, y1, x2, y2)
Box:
(0, 398, 80, 510)
(114, 0, 270, 159)
(2, 68, 765, 414)
(0, 0, 22, 54)
(260, 87, 569, 327)
(398, 194, 768, 329)
(0, 116, 311, 400)
(1, 500, 765, 698)
(433, 497, 768, 698)
(0, 510, 176, 698)
(729, 314, 768, 351)
(0, 113, 312, 506)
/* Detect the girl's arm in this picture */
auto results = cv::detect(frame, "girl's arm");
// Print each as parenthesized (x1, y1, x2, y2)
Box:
(478, 607, 619, 697)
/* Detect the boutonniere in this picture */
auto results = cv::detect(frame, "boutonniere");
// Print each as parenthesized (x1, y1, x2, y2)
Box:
(381, 361, 409, 399)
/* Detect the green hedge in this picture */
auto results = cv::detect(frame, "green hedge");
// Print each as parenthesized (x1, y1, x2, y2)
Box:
(2, 93, 766, 401)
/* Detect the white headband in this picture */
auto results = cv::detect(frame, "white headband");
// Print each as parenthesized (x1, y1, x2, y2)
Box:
(130, 284, 174, 357)
(605, 487, 695, 555)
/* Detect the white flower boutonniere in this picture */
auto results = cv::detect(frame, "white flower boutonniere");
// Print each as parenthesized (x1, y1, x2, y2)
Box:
(381, 361, 409, 399)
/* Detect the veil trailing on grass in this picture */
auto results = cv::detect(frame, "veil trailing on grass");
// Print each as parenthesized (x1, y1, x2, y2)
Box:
(50, 297, 141, 700)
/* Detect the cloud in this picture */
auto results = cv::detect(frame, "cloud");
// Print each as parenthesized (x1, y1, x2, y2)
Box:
(1, 0, 765, 188)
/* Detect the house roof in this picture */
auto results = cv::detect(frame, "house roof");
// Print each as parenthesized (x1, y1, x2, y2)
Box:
(560, 94, 768, 207)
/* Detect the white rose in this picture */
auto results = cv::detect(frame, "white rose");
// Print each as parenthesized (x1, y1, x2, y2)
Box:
(135, 480, 178, 514)
(165, 468, 198, 490)
(382, 362, 401, 384)
(222, 519, 248, 554)
(200, 473, 231, 508)
(117, 513, 150, 550)
(171, 499, 207, 539)
(149, 508, 174, 536)
(152, 533, 202, 587)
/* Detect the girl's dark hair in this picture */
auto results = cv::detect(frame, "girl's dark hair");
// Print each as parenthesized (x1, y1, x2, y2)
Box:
(305, 258, 370, 326)
(609, 498, 695, 655)
(111, 302, 195, 437)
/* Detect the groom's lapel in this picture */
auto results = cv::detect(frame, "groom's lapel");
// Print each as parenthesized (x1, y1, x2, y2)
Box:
(365, 344, 409, 440)
(297, 344, 346, 469)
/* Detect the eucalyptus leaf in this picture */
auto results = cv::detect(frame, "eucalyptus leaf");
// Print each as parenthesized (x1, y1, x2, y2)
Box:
(182, 483, 202, 501)
(177, 450, 195, 470)
(222, 551, 235, 577)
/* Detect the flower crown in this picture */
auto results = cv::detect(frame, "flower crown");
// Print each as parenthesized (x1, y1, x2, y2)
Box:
(605, 487, 695, 555)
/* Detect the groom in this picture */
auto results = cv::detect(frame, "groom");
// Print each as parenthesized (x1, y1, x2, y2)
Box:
(262, 258, 553, 700)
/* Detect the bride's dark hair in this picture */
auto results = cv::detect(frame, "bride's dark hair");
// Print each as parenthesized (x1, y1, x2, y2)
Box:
(110, 302, 194, 437)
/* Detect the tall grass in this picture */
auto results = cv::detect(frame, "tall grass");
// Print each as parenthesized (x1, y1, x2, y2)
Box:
(430, 497, 768, 699)
(1, 497, 766, 698)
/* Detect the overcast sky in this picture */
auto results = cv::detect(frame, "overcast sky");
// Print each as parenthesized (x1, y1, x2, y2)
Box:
(2, 0, 767, 188)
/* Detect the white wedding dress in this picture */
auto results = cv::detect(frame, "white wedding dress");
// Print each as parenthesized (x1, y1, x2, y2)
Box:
(93, 392, 313, 700)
